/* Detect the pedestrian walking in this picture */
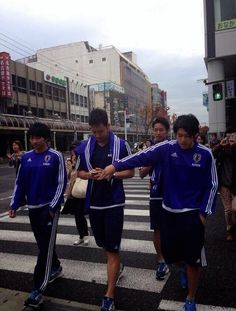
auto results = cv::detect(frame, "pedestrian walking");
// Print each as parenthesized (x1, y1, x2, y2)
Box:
(139, 117, 170, 280)
(100, 114, 218, 311)
(7, 140, 25, 175)
(8, 122, 67, 309)
(76, 108, 134, 311)
(212, 128, 236, 241)
(62, 141, 89, 245)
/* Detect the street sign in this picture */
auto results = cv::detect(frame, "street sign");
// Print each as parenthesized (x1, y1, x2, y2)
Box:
(225, 80, 235, 98)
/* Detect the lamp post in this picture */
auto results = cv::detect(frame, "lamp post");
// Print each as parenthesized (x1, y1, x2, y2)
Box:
(118, 110, 127, 141)
(22, 109, 32, 151)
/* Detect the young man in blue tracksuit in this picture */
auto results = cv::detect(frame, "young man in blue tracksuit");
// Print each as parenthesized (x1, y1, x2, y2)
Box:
(77, 108, 134, 311)
(9, 122, 67, 308)
(100, 114, 218, 311)
(139, 117, 170, 280)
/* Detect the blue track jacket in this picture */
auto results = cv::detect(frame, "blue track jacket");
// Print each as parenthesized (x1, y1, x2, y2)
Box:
(77, 131, 131, 210)
(114, 140, 218, 217)
(10, 148, 67, 212)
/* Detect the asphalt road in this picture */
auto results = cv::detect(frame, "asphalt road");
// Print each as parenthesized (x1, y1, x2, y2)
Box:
(0, 165, 236, 311)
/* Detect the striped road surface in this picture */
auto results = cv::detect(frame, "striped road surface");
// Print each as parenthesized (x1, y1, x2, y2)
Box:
(0, 175, 236, 310)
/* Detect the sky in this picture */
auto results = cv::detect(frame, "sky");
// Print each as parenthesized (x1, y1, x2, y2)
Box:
(0, 0, 209, 124)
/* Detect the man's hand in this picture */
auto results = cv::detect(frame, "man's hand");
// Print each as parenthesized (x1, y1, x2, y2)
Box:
(98, 165, 116, 180)
(199, 214, 206, 225)
(9, 209, 16, 218)
(88, 168, 103, 180)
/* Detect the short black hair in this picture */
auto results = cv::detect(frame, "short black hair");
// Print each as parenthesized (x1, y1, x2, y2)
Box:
(28, 122, 51, 139)
(152, 117, 170, 131)
(89, 108, 108, 126)
(173, 114, 199, 137)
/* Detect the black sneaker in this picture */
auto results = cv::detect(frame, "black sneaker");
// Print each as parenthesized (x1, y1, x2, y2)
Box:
(49, 265, 63, 283)
(24, 289, 43, 308)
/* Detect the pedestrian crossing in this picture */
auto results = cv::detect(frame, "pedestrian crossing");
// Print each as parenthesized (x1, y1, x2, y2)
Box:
(1, 176, 236, 311)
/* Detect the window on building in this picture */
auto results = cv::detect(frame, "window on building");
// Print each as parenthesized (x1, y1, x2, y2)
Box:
(53, 87, 59, 101)
(45, 84, 52, 99)
(59, 89, 66, 102)
(89, 59, 93, 64)
(37, 82, 43, 97)
(75, 94, 79, 106)
(80, 95, 83, 106)
(29, 80, 36, 95)
(17, 76, 27, 93)
(102, 57, 106, 62)
(70, 92, 75, 105)
(215, 0, 236, 30)
(220, 0, 236, 20)
(84, 96, 88, 107)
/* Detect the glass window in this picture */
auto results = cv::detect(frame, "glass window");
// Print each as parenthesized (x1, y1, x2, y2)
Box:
(29, 80, 36, 95)
(89, 59, 93, 64)
(215, 0, 236, 30)
(102, 57, 106, 62)
(37, 82, 43, 97)
(53, 87, 59, 101)
(17, 76, 27, 93)
(45, 84, 52, 99)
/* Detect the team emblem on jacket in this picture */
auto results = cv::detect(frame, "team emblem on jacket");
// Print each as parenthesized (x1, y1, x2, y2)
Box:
(44, 155, 51, 162)
(193, 153, 201, 163)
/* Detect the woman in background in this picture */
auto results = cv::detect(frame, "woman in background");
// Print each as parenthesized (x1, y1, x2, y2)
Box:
(7, 140, 25, 175)
(62, 141, 89, 245)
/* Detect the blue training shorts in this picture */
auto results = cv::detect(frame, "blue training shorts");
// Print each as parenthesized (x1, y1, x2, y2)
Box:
(150, 199, 163, 230)
(89, 206, 124, 253)
(160, 209, 206, 267)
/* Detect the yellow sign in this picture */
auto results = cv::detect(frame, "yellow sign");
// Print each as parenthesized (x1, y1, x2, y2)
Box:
(216, 19, 236, 31)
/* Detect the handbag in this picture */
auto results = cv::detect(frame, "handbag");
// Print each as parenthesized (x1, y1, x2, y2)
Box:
(71, 177, 88, 199)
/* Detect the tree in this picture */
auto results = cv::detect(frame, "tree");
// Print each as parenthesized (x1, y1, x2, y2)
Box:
(139, 103, 170, 136)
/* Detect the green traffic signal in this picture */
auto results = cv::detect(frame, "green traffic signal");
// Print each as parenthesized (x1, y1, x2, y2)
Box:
(212, 83, 223, 101)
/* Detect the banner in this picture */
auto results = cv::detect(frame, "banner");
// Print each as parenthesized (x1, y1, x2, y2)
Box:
(0, 52, 12, 98)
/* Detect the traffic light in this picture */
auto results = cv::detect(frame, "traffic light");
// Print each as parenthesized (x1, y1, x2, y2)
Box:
(212, 83, 223, 101)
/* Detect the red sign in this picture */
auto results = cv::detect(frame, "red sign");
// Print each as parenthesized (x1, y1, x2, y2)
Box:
(0, 52, 12, 98)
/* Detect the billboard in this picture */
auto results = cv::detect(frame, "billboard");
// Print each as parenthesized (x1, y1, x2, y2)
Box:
(0, 52, 12, 98)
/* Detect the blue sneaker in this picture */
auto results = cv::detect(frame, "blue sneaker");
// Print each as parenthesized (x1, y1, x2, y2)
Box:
(24, 289, 43, 308)
(179, 268, 188, 289)
(49, 265, 63, 283)
(101, 296, 115, 311)
(183, 300, 196, 311)
(156, 262, 169, 280)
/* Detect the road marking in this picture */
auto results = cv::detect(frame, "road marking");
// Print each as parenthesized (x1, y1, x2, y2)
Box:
(0, 253, 168, 293)
(0, 230, 156, 254)
(1, 215, 151, 231)
(0, 195, 12, 201)
(159, 299, 236, 311)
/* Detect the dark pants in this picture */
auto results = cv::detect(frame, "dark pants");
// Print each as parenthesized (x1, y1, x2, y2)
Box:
(29, 206, 60, 292)
(62, 198, 88, 238)
(73, 198, 89, 238)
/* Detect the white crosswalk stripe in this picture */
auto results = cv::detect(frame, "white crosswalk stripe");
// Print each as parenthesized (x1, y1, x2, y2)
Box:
(1, 175, 234, 310)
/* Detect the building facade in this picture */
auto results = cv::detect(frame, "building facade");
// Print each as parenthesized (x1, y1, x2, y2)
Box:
(19, 41, 152, 127)
(204, 0, 236, 135)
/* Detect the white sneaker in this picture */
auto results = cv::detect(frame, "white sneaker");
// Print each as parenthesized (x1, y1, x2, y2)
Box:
(73, 238, 84, 245)
(83, 235, 90, 245)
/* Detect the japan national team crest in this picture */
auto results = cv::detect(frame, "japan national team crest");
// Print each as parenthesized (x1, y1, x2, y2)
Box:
(44, 155, 51, 162)
(193, 153, 201, 163)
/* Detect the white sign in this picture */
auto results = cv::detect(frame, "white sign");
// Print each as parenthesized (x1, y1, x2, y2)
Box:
(226, 80, 235, 98)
